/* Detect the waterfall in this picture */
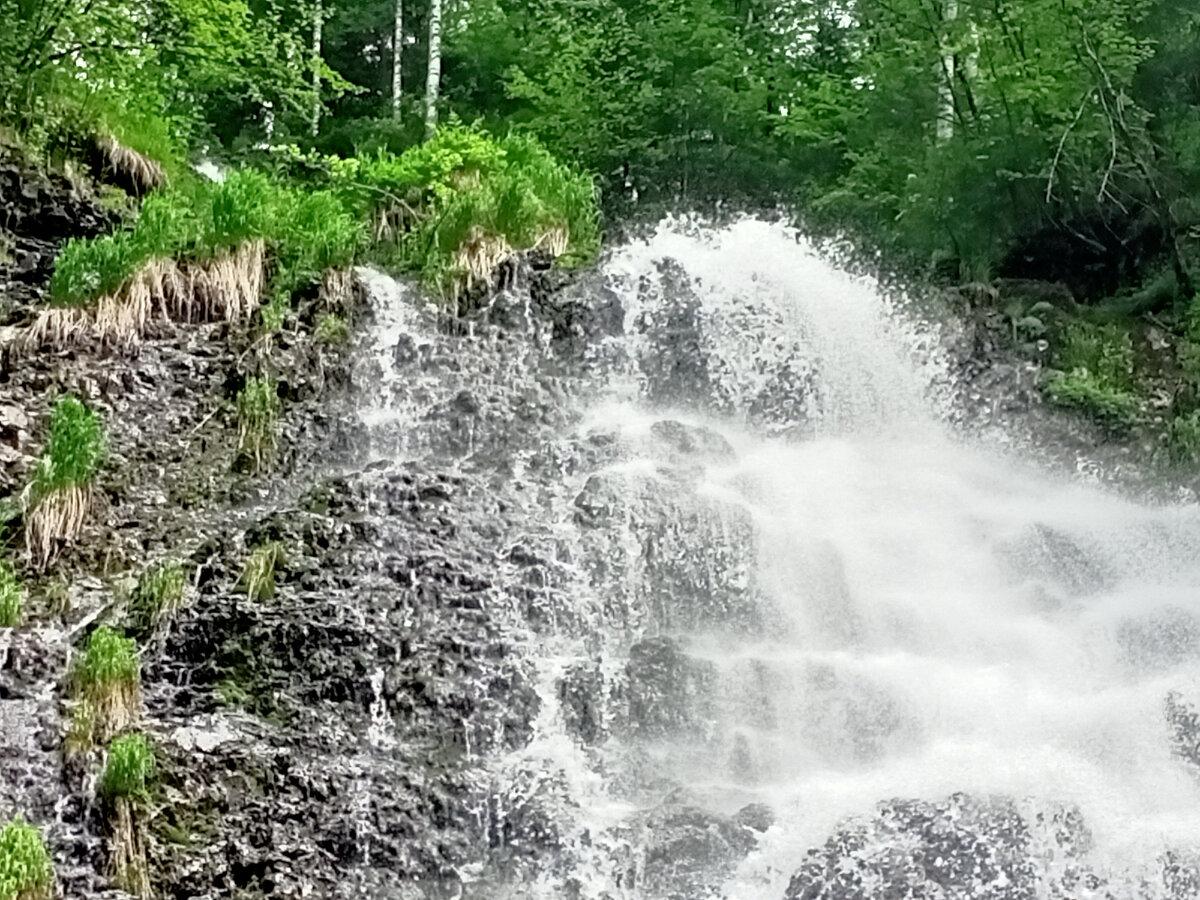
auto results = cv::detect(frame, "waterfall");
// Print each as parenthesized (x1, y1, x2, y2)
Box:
(357, 217, 1200, 899)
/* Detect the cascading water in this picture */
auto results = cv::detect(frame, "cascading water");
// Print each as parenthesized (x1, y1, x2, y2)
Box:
(356, 217, 1200, 899)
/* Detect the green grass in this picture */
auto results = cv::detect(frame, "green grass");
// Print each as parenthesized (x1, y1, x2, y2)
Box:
(314, 314, 350, 345)
(236, 376, 281, 469)
(0, 817, 54, 900)
(100, 733, 155, 802)
(77, 627, 139, 693)
(32, 397, 105, 494)
(1044, 322, 1142, 428)
(130, 561, 186, 634)
(0, 562, 23, 628)
(349, 126, 599, 296)
(50, 171, 363, 316)
(241, 542, 285, 603)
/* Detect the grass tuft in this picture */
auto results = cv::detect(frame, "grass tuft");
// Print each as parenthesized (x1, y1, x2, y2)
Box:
(130, 561, 187, 635)
(0, 562, 24, 628)
(241, 542, 286, 603)
(236, 377, 281, 471)
(0, 817, 55, 900)
(73, 627, 141, 743)
(100, 734, 156, 802)
(25, 397, 105, 566)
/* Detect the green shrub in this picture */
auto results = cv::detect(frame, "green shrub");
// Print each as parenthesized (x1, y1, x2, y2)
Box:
(0, 562, 23, 628)
(241, 542, 285, 603)
(131, 561, 186, 633)
(32, 397, 105, 495)
(314, 314, 350, 345)
(0, 817, 54, 900)
(236, 376, 281, 469)
(100, 733, 155, 802)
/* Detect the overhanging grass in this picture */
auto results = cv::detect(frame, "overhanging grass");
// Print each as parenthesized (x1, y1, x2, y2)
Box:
(33, 397, 105, 495)
(130, 561, 186, 635)
(242, 541, 285, 603)
(0, 817, 54, 900)
(50, 171, 364, 315)
(73, 626, 141, 742)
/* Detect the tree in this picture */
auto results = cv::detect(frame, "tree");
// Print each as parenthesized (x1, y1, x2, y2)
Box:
(424, 0, 442, 137)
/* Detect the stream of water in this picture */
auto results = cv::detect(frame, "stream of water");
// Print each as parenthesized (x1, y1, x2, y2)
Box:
(362, 218, 1200, 898)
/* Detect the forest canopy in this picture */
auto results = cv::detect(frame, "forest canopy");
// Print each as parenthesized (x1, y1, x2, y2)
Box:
(2, 0, 1199, 295)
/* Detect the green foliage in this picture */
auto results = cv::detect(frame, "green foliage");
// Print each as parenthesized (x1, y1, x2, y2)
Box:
(351, 126, 598, 292)
(0, 562, 24, 628)
(236, 377, 281, 469)
(0, 817, 54, 900)
(241, 542, 285, 603)
(100, 734, 156, 802)
(1166, 410, 1200, 466)
(315, 314, 350, 345)
(131, 561, 187, 634)
(77, 627, 140, 693)
(33, 397, 105, 495)
(51, 171, 363, 314)
(1044, 322, 1142, 427)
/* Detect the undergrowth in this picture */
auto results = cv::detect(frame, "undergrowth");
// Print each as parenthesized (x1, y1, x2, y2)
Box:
(1044, 322, 1142, 429)
(0, 817, 54, 900)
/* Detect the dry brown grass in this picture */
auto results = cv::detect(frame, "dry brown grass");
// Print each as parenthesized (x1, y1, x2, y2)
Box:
(96, 135, 166, 196)
(536, 225, 570, 259)
(24, 483, 92, 568)
(452, 227, 513, 302)
(27, 307, 92, 350)
(318, 267, 354, 309)
(109, 798, 151, 898)
(21, 241, 265, 353)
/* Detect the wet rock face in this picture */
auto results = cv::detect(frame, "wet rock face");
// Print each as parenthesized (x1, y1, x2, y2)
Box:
(784, 794, 1096, 900)
(626, 801, 760, 900)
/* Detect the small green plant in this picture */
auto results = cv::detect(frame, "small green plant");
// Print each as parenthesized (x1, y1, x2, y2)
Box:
(44, 577, 69, 619)
(101, 734, 156, 802)
(1166, 410, 1200, 466)
(0, 562, 24, 628)
(214, 677, 252, 709)
(236, 376, 281, 470)
(1044, 323, 1142, 428)
(25, 396, 105, 566)
(73, 627, 141, 742)
(314, 313, 350, 345)
(241, 542, 286, 603)
(130, 561, 186, 634)
(0, 817, 55, 900)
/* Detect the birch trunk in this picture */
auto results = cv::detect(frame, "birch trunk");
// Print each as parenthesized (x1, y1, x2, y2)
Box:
(311, 0, 323, 137)
(392, 0, 403, 120)
(936, 0, 957, 142)
(424, 0, 442, 139)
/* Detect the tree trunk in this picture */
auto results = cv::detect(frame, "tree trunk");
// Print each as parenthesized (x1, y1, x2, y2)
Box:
(936, 0, 957, 142)
(311, 0, 323, 137)
(392, 0, 403, 120)
(424, 0, 442, 139)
